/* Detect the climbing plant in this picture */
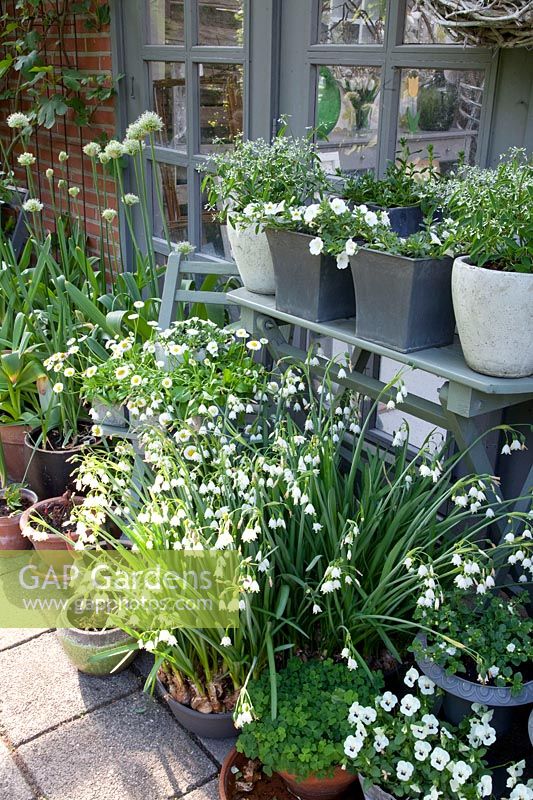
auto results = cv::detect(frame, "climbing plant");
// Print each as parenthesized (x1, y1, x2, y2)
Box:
(0, 0, 117, 134)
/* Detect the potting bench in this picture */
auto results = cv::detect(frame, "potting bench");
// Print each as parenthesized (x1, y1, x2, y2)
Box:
(227, 287, 533, 549)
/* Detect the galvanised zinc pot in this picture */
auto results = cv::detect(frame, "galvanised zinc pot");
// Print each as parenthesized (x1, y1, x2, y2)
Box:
(227, 221, 276, 295)
(277, 767, 358, 800)
(367, 203, 423, 237)
(156, 677, 237, 738)
(0, 488, 37, 551)
(415, 633, 533, 734)
(349, 248, 455, 352)
(56, 623, 137, 675)
(267, 229, 356, 323)
(358, 776, 396, 800)
(452, 255, 533, 378)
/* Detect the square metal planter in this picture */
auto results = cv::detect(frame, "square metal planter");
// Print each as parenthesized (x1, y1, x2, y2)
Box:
(266, 228, 356, 323)
(349, 248, 455, 352)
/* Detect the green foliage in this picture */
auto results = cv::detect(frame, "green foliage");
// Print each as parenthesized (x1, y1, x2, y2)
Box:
(237, 658, 383, 779)
(342, 141, 439, 210)
(441, 148, 533, 272)
(200, 119, 328, 222)
(412, 590, 533, 694)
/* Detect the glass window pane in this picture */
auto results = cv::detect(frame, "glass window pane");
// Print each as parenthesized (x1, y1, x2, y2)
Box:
(397, 68, 484, 169)
(315, 65, 381, 174)
(149, 62, 187, 151)
(155, 164, 188, 243)
(403, 0, 458, 44)
(318, 0, 386, 45)
(198, 0, 244, 46)
(201, 201, 230, 259)
(147, 0, 184, 45)
(199, 63, 244, 154)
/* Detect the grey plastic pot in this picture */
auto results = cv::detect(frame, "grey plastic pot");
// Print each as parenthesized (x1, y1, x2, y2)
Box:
(156, 677, 237, 738)
(349, 248, 455, 352)
(415, 633, 533, 734)
(368, 203, 423, 237)
(267, 229, 356, 323)
(56, 625, 137, 675)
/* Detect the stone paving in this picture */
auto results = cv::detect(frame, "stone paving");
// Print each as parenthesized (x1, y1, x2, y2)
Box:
(0, 629, 235, 800)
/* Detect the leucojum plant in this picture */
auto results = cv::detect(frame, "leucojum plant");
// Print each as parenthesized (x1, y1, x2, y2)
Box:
(64, 348, 531, 720)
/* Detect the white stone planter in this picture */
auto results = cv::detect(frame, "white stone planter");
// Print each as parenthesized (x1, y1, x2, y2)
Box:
(227, 220, 276, 295)
(452, 256, 533, 378)
(359, 776, 396, 800)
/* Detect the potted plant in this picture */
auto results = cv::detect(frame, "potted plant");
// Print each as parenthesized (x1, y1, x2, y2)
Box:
(19, 491, 84, 551)
(341, 140, 439, 236)
(349, 221, 459, 351)
(56, 601, 137, 676)
(343, 670, 495, 800)
(0, 312, 45, 482)
(235, 658, 384, 800)
(200, 122, 327, 295)
(410, 537, 533, 734)
(447, 149, 533, 377)
(259, 197, 387, 322)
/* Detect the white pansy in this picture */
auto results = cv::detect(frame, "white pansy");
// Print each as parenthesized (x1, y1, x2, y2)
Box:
(399, 694, 421, 717)
(430, 747, 450, 771)
(396, 760, 414, 781)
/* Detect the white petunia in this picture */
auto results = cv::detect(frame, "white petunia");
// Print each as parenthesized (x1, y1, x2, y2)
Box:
(309, 237, 324, 256)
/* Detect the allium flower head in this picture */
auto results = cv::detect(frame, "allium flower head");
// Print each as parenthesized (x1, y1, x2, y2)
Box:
(7, 112, 31, 129)
(126, 111, 164, 140)
(83, 142, 101, 158)
(123, 193, 139, 206)
(102, 208, 117, 223)
(23, 198, 43, 213)
(17, 152, 36, 166)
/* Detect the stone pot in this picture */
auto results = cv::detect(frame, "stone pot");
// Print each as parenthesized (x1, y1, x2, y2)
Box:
(277, 767, 358, 800)
(23, 427, 99, 499)
(156, 677, 237, 738)
(452, 255, 533, 377)
(267, 228, 356, 323)
(415, 633, 533, 734)
(350, 248, 455, 352)
(0, 423, 31, 482)
(56, 622, 137, 675)
(227, 221, 276, 295)
(19, 495, 82, 551)
(0, 488, 37, 551)
(529, 708, 533, 747)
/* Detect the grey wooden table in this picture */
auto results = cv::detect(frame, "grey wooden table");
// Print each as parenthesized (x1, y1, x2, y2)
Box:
(228, 287, 533, 543)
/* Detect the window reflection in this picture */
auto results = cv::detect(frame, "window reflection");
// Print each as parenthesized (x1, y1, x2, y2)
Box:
(150, 62, 187, 151)
(199, 63, 244, 153)
(198, 0, 244, 46)
(403, 0, 457, 44)
(315, 65, 381, 174)
(397, 68, 484, 169)
(147, 0, 184, 45)
(155, 164, 188, 243)
(318, 0, 386, 45)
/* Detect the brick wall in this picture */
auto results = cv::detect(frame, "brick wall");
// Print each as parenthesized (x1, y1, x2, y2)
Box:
(0, 3, 119, 249)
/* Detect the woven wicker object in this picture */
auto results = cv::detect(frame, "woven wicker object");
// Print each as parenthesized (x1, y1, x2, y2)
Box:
(419, 1, 533, 47)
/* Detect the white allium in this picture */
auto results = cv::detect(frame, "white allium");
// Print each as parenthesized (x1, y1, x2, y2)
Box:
(17, 152, 36, 166)
(23, 198, 43, 213)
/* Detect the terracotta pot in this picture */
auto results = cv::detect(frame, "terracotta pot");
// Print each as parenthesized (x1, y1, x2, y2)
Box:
(277, 767, 358, 800)
(219, 747, 239, 800)
(19, 496, 82, 551)
(0, 423, 31, 482)
(156, 677, 236, 738)
(56, 622, 137, 675)
(0, 488, 38, 551)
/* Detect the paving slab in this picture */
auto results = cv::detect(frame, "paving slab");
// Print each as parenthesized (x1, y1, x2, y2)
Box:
(0, 629, 49, 653)
(0, 632, 140, 745)
(182, 779, 219, 800)
(18, 693, 217, 800)
(0, 741, 34, 800)
(198, 736, 236, 766)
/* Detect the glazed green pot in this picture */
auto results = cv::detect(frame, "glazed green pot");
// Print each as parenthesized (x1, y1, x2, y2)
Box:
(56, 626, 137, 676)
